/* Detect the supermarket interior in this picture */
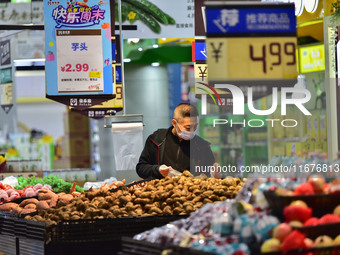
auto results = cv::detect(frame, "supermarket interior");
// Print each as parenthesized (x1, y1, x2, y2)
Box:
(1, 0, 340, 254)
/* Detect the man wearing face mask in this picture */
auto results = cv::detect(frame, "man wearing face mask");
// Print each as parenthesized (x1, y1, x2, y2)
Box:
(136, 103, 221, 179)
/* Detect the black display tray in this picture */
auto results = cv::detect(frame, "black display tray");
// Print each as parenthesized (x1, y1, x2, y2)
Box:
(121, 236, 216, 255)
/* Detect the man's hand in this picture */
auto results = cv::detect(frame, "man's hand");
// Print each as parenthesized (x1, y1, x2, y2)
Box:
(159, 165, 171, 177)
(210, 163, 222, 179)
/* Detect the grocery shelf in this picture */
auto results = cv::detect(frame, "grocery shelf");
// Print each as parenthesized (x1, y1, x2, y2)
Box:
(270, 137, 302, 142)
(245, 141, 268, 147)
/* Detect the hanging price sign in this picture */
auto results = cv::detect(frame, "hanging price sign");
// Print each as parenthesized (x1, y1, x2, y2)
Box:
(205, 2, 297, 87)
(44, 0, 115, 109)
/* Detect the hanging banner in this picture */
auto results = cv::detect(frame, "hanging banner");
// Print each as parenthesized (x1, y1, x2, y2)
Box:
(205, 2, 298, 88)
(115, 0, 194, 39)
(44, 0, 114, 108)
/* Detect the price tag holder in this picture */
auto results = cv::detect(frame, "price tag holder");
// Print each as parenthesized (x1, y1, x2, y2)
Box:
(205, 2, 297, 87)
(44, 0, 114, 106)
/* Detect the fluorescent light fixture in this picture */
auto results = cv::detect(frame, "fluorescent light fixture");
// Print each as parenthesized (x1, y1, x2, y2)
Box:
(138, 47, 143, 51)
(152, 44, 159, 48)
(14, 58, 45, 67)
(124, 58, 131, 63)
(151, 62, 160, 67)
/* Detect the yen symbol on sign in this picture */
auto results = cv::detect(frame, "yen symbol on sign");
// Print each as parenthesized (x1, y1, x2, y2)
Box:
(210, 42, 223, 63)
(198, 66, 207, 81)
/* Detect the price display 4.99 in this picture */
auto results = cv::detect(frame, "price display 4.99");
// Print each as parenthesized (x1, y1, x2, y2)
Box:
(206, 37, 298, 81)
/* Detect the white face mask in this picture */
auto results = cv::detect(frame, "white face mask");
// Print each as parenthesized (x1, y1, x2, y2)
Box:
(175, 120, 196, 140)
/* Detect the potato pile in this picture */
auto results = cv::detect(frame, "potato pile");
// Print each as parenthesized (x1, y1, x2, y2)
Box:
(26, 171, 244, 227)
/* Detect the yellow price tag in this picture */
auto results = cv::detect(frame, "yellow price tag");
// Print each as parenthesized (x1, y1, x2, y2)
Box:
(89, 71, 101, 78)
(112, 83, 123, 108)
(207, 37, 298, 81)
(299, 44, 325, 73)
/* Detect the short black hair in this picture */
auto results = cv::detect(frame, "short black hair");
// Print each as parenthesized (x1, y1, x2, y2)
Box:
(174, 103, 198, 120)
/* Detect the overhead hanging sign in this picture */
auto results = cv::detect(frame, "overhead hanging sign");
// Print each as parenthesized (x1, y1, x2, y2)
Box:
(299, 44, 325, 73)
(0, 40, 11, 66)
(44, 0, 114, 108)
(205, 2, 298, 87)
(116, 0, 194, 39)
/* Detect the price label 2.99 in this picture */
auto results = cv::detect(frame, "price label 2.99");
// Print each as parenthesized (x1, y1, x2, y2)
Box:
(207, 37, 298, 81)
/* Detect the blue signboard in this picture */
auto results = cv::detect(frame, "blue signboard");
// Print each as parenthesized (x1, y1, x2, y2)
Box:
(206, 4, 296, 36)
(44, 0, 113, 96)
(195, 41, 207, 61)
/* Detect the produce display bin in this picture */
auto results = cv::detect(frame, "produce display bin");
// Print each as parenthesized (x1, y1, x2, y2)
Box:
(263, 191, 340, 219)
(0, 234, 17, 255)
(262, 245, 340, 255)
(294, 222, 340, 240)
(0, 210, 188, 255)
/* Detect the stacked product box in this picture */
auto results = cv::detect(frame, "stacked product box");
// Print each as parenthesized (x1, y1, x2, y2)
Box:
(54, 111, 91, 169)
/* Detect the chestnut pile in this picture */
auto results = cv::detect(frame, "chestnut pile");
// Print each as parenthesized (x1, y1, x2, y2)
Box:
(26, 171, 244, 227)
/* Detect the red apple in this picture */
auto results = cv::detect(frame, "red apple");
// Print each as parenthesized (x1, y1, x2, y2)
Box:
(304, 217, 319, 227)
(273, 223, 292, 242)
(319, 214, 340, 225)
(282, 230, 307, 251)
(294, 183, 314, 196)
(284, 204, 312, 223)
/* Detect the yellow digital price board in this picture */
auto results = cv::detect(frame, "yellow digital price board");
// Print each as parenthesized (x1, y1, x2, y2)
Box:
(206, 37, 298, 81)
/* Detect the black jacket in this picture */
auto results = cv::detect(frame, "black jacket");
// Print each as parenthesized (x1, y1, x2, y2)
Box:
(136, 127, 216, 179)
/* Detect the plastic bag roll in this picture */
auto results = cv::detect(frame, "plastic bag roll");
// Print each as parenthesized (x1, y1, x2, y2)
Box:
(111, 122, 143, 171)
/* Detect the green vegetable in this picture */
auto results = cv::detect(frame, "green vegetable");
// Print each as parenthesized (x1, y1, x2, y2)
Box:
(15, 175, 83, 193)
(163, 13, 176, 25)
(122, 1, 161, 34)
(124, 0, 169, 25)
(115, 3, 128, 23)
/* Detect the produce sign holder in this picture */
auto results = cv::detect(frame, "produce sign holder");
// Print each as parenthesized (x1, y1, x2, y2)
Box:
(263, 191, 340, 219)
(121, 236, 216, 255)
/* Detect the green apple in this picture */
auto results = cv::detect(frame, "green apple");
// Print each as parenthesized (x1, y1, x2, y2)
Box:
(261, 238, 281, 253)
(333, 205, 340, 216)
(290, 200, 308, 208)
(333, 234, 340, 246)
(289, 221, 303, 228)
(314, 235, 333, 248)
